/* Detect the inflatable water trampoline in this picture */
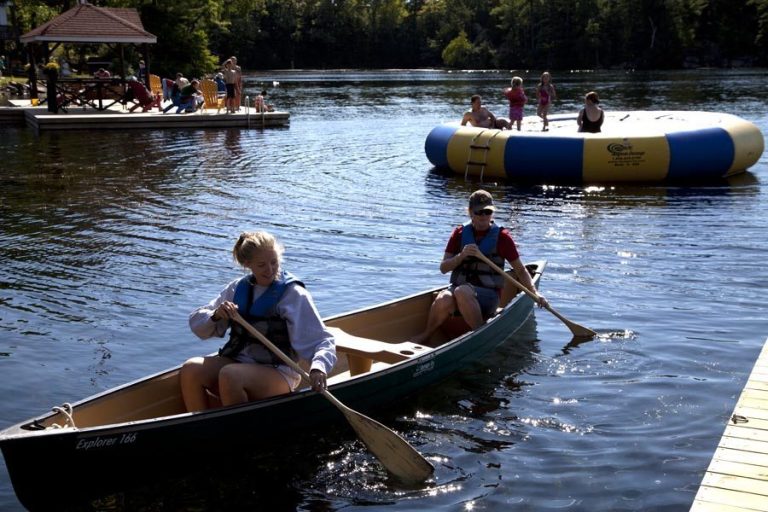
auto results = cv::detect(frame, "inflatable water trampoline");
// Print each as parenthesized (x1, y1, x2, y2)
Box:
(425, 111, 764, 183)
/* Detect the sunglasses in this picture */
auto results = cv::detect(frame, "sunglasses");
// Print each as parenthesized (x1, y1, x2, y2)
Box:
(473, 209, 494, 216)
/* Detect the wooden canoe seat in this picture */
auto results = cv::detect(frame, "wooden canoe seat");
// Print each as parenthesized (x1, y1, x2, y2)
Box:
(328, 327, 429, 375)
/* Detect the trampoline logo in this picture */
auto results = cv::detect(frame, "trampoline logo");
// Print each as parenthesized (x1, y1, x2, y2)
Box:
(607, 141, 633, 155)
(605, 139, 647, 168)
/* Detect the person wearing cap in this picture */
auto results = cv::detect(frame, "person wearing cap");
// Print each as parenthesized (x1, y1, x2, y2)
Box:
(412, 190, 547, 345)
(214, 72, 227, 96)
(577, 91, 604, 133)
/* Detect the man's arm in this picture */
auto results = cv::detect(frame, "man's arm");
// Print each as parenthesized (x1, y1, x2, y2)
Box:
(487, 109, 497, 125)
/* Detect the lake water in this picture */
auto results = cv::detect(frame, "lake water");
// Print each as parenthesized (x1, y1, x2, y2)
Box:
(1, 68, 767, 511)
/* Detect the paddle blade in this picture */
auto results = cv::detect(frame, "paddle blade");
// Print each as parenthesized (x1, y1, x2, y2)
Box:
(341, 407, 434, 484)
(567, 322, 598, 338)
(545, 305, 597, 338)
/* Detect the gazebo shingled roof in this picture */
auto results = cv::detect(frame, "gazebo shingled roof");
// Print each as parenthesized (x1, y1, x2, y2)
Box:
(20, 3, 156, 44)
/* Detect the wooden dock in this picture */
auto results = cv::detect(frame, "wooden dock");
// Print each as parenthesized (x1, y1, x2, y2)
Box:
(691, 337, 768, 511)
(0, 99, 289, 131)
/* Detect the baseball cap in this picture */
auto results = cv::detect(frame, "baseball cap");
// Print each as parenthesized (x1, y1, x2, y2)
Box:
(469, 190, 496, 212)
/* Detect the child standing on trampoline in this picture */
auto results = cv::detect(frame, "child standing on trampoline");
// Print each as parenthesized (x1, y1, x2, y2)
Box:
(536, 71, 557, 131)
(503, 76, 527, 131)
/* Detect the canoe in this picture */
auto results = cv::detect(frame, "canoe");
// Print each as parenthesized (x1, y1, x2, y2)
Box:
(0, 261, 545, 510)
(425, 111, 764, 183)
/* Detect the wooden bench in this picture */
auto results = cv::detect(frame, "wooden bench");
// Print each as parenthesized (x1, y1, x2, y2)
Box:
(327, 327, 430, 375)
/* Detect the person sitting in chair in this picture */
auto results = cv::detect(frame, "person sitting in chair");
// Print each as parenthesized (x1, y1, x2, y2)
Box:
(214, 73, 227, 97)
(126, 77, 154, 112)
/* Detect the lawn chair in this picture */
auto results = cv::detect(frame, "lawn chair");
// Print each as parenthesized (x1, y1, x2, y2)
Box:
(148, 74, 163, 110)
(199, 79, 224, 114)
(126, 80, 155, 112)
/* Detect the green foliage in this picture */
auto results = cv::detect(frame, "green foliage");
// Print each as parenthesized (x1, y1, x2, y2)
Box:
(442, 30, 473, 68)
(6, 0, 767, 71)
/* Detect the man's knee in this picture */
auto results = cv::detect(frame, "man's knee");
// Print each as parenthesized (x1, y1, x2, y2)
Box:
(453, 284, 476, 304)
(433, 290, 457, 313)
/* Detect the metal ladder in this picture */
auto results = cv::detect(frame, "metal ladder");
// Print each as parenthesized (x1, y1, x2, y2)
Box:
(464, 130, 501, 181)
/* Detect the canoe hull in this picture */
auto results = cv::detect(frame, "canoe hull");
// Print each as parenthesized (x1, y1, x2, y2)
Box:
(1, 263, 544, 510)
(425, 111, 764, 183)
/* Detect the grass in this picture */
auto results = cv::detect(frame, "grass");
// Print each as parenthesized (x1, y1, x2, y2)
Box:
(1, 75, 25, 86)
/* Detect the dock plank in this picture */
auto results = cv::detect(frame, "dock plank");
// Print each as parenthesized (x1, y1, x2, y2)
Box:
(691, 337, 768, 511)
(711, 446, 768, 468)
(694, 486, 768, 511)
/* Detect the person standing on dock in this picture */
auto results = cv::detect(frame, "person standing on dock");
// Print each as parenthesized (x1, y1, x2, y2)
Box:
(412, 190, 547, 345)
(222, 59, 238, 114)
(137, 59, 146, 83)
(230, 55, 243, 111)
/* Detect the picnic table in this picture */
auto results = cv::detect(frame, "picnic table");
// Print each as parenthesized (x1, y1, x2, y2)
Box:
(50, 77, 128, 111)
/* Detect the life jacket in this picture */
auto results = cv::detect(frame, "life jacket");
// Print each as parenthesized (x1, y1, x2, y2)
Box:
(218, 270, 304, 364)
(449, 222, 506, 290)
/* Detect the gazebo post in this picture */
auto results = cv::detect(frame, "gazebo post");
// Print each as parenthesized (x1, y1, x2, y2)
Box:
(142, 43, 151, 89)
(27, 44, 38, 99)
(119, 43, 125, 77)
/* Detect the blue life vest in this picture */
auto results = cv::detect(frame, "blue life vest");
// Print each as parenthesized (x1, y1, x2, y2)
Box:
(449, 222, 506, 290)
(219, 270, 304, 364)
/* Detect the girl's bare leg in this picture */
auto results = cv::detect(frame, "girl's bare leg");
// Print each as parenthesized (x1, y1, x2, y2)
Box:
(218, 363, 290, 405)
(180, 355, 234, 412)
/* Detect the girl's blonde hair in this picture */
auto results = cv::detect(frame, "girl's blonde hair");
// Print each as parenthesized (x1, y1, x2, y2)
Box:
(232, 231, 284, 268)
(511, 76, 523, 87)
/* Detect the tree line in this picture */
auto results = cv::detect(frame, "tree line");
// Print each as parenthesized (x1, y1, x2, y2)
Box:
(7, 0, 768, 79)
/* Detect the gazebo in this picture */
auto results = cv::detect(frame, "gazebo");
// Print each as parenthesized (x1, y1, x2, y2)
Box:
(20, 1, 157, 99)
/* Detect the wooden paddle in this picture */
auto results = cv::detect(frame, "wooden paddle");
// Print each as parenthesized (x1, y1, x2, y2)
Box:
(230, 311, 434, 484)
(474, 253, 596, 338)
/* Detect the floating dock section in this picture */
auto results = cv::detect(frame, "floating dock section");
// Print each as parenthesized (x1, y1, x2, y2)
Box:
(0, 100, 289, 131)
(691, 337, 768, 511)
(425, 111, 764, 183)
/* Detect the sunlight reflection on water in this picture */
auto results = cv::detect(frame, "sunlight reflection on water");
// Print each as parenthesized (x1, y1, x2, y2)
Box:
(1, 68, 767, 510)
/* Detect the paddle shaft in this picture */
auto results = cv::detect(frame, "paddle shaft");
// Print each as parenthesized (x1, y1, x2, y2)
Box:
(230, 313, 360, 412)
(474, 253, 596, 338)
(229, 311, 434, 483)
